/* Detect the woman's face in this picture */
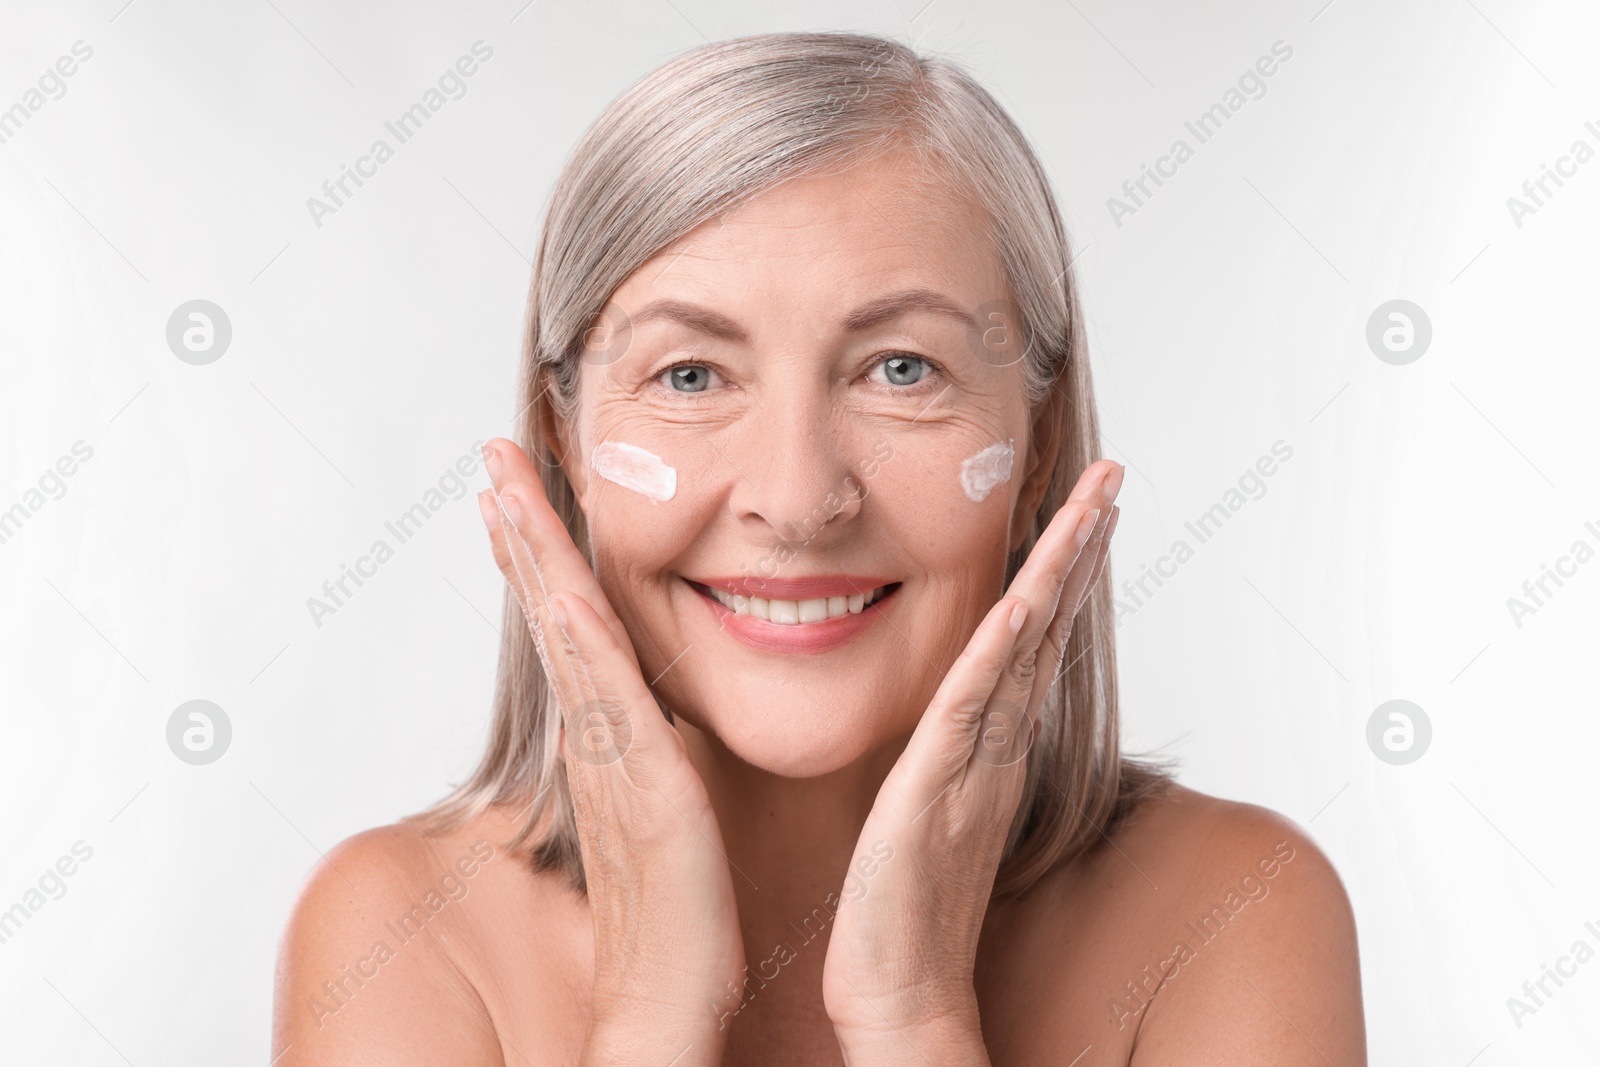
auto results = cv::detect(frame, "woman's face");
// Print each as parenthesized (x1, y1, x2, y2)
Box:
(556, 149, 1051, 777)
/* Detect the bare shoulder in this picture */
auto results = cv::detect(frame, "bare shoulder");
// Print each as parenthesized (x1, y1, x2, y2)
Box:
(271, 809, 585, 1065)
(1107, 784, 1367, 1065)
(1109, 783, 1349, 890)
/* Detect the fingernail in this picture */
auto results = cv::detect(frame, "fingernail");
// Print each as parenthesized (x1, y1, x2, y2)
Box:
(1103, 465, 1125, 502)
(550, 594, 569, 629)
(477, 489, 496, 528)
(1008, 599, 1028, 634)
(482, 443, 502, 481)
(499, 490, 523, 526)
(1075, 508, 1100, 547)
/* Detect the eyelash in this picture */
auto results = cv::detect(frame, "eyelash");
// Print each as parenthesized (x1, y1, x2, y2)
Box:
(651, 352, 945, 396)
(651, 363, 723, 399)
(867, 352, 944, 391)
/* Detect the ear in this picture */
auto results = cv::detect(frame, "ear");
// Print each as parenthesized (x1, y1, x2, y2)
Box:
(1008, 382, 1067, 555)
(538, 370, 589, 504)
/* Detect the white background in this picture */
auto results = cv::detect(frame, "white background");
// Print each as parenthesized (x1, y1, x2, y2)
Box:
(2, 0, 1596, 1062)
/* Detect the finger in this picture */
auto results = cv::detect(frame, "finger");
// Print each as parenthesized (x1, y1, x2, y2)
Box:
(485, 438, 636, 658)
(897, 494, 1099, 804)
(1057, 491, 1118, 626)
(999, 465, 1119, 727)
(1032, 501, 1121, 716)
(973, 505, 1102, 770)
(1001, 461, 1120, 645)
(1054, 461, 1122, 605)
(479, 485, 579, 698)
(486, 486, 596, 717)
(1083, 505, 1120, 596)
(896, 593, 1030, 794)
(1061, 500, 1113, 614)
(481, 438, 642, 673)
(989, 489, 1104, 695)
(478, 488, 549, 615)
(475, 465, 589, 705)
(552, 590, 701, 809)
(1066, 459, 1123, 503)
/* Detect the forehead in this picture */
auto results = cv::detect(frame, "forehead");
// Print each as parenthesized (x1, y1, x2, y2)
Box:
(614, 149, 1006, 310)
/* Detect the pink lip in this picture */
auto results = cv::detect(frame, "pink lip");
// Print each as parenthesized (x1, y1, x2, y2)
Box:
(688, 580, 898, 654)
(689, 575, 894, 600)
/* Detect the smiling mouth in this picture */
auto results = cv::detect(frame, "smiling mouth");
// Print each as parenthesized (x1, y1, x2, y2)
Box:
(687, 581, 899, 625)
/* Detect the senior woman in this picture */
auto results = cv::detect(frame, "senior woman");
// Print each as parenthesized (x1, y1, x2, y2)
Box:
(273, 30, 1364, 1066)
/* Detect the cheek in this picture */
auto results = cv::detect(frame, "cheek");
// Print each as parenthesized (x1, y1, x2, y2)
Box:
(576, 403, 726, 522)
(576, 416, 731, 642)
(958, 437, 1014, 502)
(589, 440, 676, 502)
(862, 433, 1017, 583)
(867, 425, 1016, 511)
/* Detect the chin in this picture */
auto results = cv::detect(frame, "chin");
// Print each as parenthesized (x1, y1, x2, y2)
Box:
(673, 687, 893, 779)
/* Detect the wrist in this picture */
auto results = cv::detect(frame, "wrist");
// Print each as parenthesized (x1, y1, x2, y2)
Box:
(833, 1001, 988, 1066)
(583, 1009, 730, 1067)
(585, 967, 747, 1062)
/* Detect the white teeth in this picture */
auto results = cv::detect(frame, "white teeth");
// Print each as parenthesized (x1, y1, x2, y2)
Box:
(704, 584, 890, 624)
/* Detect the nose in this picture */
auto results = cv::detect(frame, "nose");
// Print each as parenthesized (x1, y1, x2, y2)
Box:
(725, 393, 866, 548)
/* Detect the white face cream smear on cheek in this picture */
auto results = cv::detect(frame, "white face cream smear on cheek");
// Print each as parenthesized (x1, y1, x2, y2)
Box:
(590, 441, 677, 502)
(960, 438, 1014, 503)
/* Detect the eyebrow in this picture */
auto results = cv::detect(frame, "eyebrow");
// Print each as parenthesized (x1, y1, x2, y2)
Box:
(627, 287, 978, 343)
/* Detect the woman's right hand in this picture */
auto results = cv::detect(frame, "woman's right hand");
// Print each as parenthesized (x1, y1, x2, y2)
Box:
(478, 437, 747, 1066)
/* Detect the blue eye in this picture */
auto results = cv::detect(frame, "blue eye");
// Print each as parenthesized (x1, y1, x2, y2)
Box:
(662, 364, 715, 393)
(873, 354, 932, 387)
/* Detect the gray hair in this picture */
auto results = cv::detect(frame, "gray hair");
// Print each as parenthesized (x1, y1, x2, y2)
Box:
(411, 29, 1170, 900)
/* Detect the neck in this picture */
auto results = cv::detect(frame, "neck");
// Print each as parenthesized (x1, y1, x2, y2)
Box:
(674, 716, 906, 1005)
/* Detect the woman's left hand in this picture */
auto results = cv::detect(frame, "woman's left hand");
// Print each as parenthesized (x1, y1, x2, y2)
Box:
(821, 461, 1123, 1064)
